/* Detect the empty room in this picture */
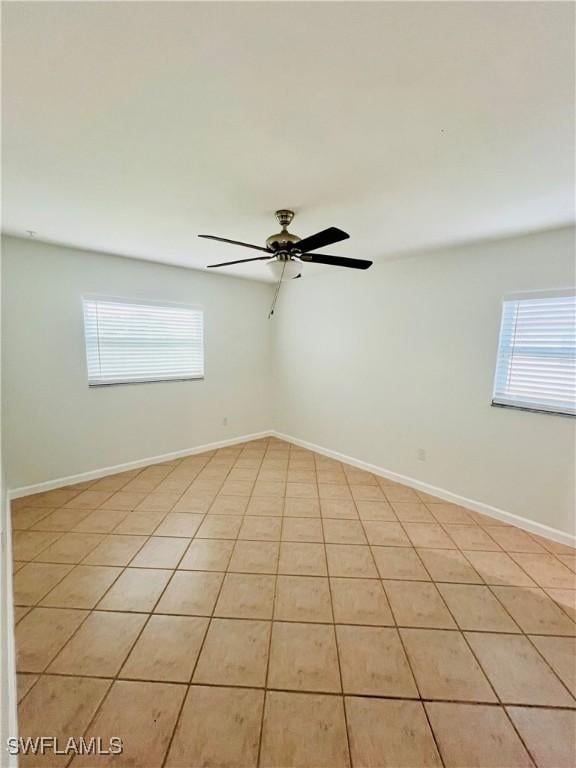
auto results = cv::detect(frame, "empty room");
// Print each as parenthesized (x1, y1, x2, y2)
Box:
(1, 2, 575, 767)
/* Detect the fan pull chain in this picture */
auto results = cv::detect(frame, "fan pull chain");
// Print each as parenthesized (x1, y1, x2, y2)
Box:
(268, 260, 287, 318)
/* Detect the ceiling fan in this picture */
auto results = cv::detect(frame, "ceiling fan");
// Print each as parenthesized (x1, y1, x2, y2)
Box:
(199, 210, 372, 316)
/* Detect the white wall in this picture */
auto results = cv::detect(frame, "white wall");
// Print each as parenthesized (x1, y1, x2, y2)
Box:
(273, 226, 576, 537)
(2, 236, 274, 489)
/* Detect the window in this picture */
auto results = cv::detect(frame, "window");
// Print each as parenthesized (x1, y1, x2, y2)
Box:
(83, 297, 204, 386)
(492, 291, 575, 416)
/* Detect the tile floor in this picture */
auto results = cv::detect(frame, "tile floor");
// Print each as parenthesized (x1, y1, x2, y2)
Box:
(10, 437, 576, 767)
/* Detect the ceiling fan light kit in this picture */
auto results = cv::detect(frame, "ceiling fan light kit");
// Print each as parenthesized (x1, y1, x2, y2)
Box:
(199, 209, 373, 316)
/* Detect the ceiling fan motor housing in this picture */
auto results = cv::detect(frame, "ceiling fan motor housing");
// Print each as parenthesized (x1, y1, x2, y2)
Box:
(266, 209, 301, 252)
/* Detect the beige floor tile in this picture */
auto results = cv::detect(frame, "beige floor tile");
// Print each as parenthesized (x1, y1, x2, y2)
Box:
(97, 567, 171, 612)
(229, 540, 280, 574)
(153, 512, 204, 537)
(346, 697, 442, 768)
(179, 538, 234, 570)
(100, 491, 148, 511)
(426, 503, 476, 524)
(356, 501, 397, 521)
(215, 573, 276, 619)
(247, 496, 285, 516)
(385, 580, 456, 628)
(323, 518, 367, 544)
(337, 625, 418, 697)
(426, 702, 533, 767)
(63, 490, 113, 509)
(326, 544, 378, 578)
(382, 484, 420, 502)
(443, 524, 501, 551)
(546, 588, 576, 621)
(278, 542, 327, 576)
(11, 506, 54, 530)
(282, 517, 323, 542)
(13, 562, 74, 605)
(507, 707, 576, 768)
(288, 482, 319, 499)
(73, 680, 185, 767)
(194, 618, 270, 686)
(253, 481, 286, 497)
(48, 611, 146, 676)
(286, 498, 320, 517)
(220, 479, 255, 495)
(465, 632, 575, 706)
(209, 495, 250, 515)
(172, 491, 214, 513)
(528, 635, 576, 697)
(331, 578, 394, 625)
(288, 469, 317, 482)
(196, 515, 242, 539)
(14, 606, 32, 623)
(372, 546, 430, 580)
(34, 532, 105, 564)
(12, 530, 62, 561)
(492, 585, 576, 635)
(463, 551, 536, 586)
(316, 469, 346, 484)
(510, 553, 576, 589)
(559, 554, 576, 573)
(129, 536, 189, 568)
(438, 584, 520, 632)
(403, 523, 457, 549)
(31, 508, 92, 531)
(112, 509, 165, 535)
(483, 526, 547, 553)
(239, 516, 282, 541)
(121, 615, 208, 682)
(42, 565, 122, 608)
(417, 548, 483, 583)
(73, 509, 130, 533)
(16, 607, 88, 672)
(318, 483, 351, 501)
(260, 691, 350, 768)
(351, 484, 386, 502)
(18, 675, 111, 768)
(401, 628, 496, 702)
(320, 499, 358, 519)
(362, 521, 411, 547)
(17, 673, 39, 702)
(391, 502, 435, 522)
(82, 534, 148, 566)
(274, 575, 332, 622)
(268, 621, 341, 693)
(166, 685, 264, 768)
(155, 570, 223, 615)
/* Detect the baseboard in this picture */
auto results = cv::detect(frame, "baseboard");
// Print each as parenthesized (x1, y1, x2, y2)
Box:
(273, 431, 576, 548)
(8, 431, 273, 500)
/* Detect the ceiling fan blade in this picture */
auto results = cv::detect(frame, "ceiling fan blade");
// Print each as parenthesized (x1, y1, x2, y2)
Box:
(299, 253, 373, 270)
(198, 235, 270, 253)
(296, 227, 350, 253)
(207, 256, 274, 268)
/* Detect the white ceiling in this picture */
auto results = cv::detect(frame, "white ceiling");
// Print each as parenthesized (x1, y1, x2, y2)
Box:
(2, 2, 574, 282)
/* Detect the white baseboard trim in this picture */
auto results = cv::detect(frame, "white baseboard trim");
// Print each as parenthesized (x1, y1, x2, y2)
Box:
(8, 431, 273, 500)
(273, 431, 576, 548)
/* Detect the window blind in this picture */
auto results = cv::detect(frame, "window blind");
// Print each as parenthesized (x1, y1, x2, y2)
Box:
(492, 293, 576, 416)
(83, 298, 204, 386)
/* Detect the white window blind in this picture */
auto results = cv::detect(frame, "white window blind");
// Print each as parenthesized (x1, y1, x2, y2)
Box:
(83, 298, 204, 386)
(492, 293, 576, 416)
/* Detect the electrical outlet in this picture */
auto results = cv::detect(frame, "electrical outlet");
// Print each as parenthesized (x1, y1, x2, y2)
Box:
(417, 448, 427, 462)
(222, 417, 228, 426)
